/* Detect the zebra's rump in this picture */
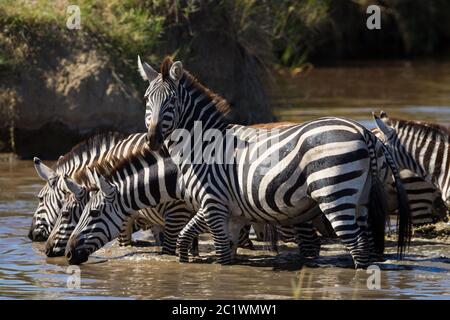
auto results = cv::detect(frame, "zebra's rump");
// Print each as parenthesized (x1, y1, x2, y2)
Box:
(204, 118, 374, 223)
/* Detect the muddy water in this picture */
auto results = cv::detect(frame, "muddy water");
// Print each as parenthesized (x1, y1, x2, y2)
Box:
(272, 60, 450, 128)
(1, 61, 450, 299)
(1, 162, 450, 300)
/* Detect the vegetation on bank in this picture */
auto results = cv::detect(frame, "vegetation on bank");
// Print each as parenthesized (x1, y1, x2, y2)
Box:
(2, 0, 450, 77)
(1, 0, 450, 154)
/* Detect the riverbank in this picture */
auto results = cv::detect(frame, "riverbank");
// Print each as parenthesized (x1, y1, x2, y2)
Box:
(2, 1, 450, 158)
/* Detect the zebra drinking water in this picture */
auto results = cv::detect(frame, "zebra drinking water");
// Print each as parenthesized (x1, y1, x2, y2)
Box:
(45, 174, 181, 257)
(32, 132, 192, 256)
(65, 146, 253, 264)
(29, 132, 126, 241)
(138, 56, 411, 268)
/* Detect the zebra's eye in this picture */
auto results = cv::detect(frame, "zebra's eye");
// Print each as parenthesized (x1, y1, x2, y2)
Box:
(61, 210, 70, 217)
(38, 196, 44, 201)
(169, 96, 176, 105)
(90, 209, 101, 218)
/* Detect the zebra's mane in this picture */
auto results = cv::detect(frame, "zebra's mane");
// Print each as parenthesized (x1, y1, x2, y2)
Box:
(160, 57, 231, 117)
(55, 132, 126, 175)
(388, 116, 450, 143)
(250, 122, 296, 129)
(76, 146, 164, 185)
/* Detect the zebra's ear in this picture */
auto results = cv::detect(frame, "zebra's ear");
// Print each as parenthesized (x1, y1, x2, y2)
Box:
(379, 110, 391, 124)
(33, 157, 56, 182)
(63, 176, 84, 198)
(94, 169, 116, 196)
(169, 61, 183, 83)
(137, 55, 158, 82)
(373, 112, 394, 138)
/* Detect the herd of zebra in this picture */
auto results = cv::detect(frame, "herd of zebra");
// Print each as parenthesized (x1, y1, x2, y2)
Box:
(28, 56, 449, 269)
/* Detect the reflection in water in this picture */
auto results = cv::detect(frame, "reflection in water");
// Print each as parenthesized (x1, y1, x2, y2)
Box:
(1, 61, 450, 299)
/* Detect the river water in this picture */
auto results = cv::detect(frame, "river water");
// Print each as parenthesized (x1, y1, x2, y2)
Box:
(1, 60, 450, 299)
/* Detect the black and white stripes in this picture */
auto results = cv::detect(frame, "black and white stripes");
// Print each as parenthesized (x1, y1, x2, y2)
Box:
(139, 57, 412, 268)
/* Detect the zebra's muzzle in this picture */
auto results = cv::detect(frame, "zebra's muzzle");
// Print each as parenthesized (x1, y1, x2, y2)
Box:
(29, 227, 48, 242)
(65, 234, 89, 264)
(45, 237, 64, 257)
(66, 247, 89, 265)
(146, 127, 164, 151)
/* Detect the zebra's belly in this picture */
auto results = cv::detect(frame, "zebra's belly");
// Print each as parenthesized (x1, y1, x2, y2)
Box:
(228, 194, 316, 224)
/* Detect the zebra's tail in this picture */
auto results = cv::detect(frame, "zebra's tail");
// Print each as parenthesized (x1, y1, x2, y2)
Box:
(365, 131, 389, 257)
(380, 142, 412, 259)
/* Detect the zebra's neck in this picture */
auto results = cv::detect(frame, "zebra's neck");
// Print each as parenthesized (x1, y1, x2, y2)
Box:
(112, 156, 182, 212)
(55, 133, 127, 177)
(393, 122, 450, 201)
(177, 74, 230, 133)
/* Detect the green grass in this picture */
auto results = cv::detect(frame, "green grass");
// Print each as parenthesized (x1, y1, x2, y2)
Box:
(0, 0, 449, 75)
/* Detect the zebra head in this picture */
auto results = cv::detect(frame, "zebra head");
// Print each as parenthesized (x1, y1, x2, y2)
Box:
(374, 112, 430, 178)
(374, 111, 450, 206)
(138, 56, 183, 151)
(65, 171, 127, 265)
(30, 157, 65, 241)
(45, 176, 89, 257)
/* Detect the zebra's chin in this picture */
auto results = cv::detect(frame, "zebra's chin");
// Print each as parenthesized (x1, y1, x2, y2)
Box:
(45, 247, 65, 257)
(28, 227, 49, 242)
(45, 241, 65, 257)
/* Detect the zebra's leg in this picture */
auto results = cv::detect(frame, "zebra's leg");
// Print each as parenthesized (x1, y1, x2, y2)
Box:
(312, 185, 371, 268)
(150, 225, 164, 246)
(228, 219, 247, 258)
(162, 209, 193, 256)
(177, 211, 208, 263)
(238, 224, 255, 250)
(205, 208, 233, 265)
(294, 221, 321, 258)
(189, 236, 200, 256)
(118, 214, 137, 246)
(320, 204, 370, 268)
(252, 223, 266, 242)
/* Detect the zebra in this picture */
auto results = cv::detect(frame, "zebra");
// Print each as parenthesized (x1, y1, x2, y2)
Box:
(30, 131, 189, 255)
(45, 174, 180, 257)
(138, 56, 411, 268)
(29, 132, 126, 241)
(256, 168, 447, 244)
(65, 147, 253, 264)
(374, 111, 450, 210)
(394, 169, 447, 224)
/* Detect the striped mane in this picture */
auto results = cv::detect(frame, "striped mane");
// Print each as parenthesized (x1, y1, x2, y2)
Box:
(388, 117, 450, 143)
(55, 132, 126, 175)
(74, 146, 167, 186)
(160, 56, 231, 117)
